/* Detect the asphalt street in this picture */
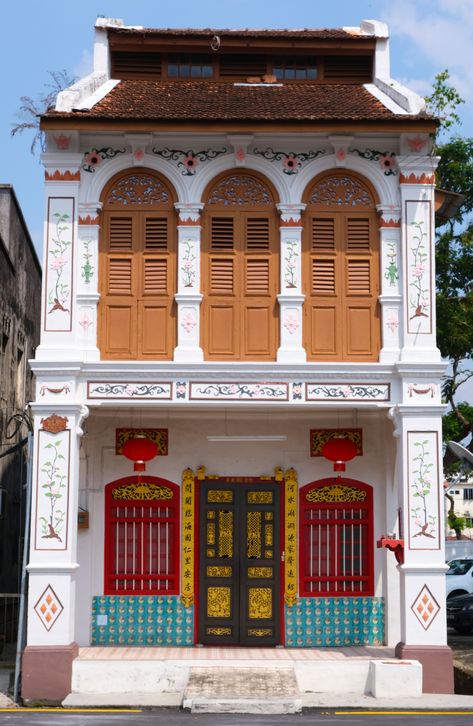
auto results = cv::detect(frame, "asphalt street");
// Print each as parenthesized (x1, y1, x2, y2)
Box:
(2, 711, 473, 726)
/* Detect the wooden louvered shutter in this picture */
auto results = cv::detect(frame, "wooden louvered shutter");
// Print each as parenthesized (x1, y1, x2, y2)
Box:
(206, 214, 237, 356)
(304, 205, 379, 361)
(102, 213, 137, 357)
(344, 215, 378, 359)
(243, 213, 274, 357)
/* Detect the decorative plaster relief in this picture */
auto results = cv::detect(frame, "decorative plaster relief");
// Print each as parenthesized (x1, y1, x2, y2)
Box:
(81, 239, 94, 284)
(253, 147, 326, 174)
(87, 382, 172, 400)
(406, 201, 432, 334)
(35, 429, 70, 550)
(45, 170, 80, 182)
(306, 383, 390, 401)
(175, 381, 187, 399)
(411, 584, 440, 630)
(283, 313, 300, 335)
(400, 173, 435, 185)
(53, 134, 71, 150)
(292, 383, 303, 400)
(407, 431, 440, 549)
(407, 383, 437, 399)
(45, 197, 74, 331)
(190, 382, 289, 401)
(386, 310, 399, 333)
(350, 148, 398, 176)
(152, 147, 227, 175)
(82, 147, 126, 172)
(78, 308, 94, 331)
(34, 585, 64, 631)
(181, 311, 197, 333)
(39, 383, 72, 397)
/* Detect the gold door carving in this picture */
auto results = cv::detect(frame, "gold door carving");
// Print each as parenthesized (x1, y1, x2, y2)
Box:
(249, 587, 272, 619)
(181, 468, 195, 607)
(218, 510, 233, 557)
(284, 468, 298, 607)
(207, 587, 231, 618)
(247, 511, 262, 558)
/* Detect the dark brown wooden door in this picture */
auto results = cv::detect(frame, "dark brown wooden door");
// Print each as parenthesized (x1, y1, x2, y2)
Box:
(198, 480, 281, 646)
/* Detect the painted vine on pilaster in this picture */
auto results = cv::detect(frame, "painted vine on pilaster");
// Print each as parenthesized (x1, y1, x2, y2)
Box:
(384, 243, 399, 287)
(181, 468, 195, 607)
(284, 240, 299, 288)
(407, 431, 440, 550)
(45, 197, 74, 331)
(81, 239, 94, 283)
(406, 200, 432, 334)
(35, 429, 71, 550)
(181, 239, 197, 287)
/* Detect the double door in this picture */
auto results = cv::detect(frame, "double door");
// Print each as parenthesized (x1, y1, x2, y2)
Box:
(198, 479, 281, 646)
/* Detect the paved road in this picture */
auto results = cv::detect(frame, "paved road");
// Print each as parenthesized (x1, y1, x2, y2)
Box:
(2, 711, 473, 726)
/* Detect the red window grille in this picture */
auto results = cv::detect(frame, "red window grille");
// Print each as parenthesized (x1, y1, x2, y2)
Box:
(104, 476, 179, 595)
(299, 478, 374, 597)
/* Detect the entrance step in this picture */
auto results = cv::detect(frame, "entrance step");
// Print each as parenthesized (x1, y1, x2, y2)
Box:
(182, 666, 301, 713)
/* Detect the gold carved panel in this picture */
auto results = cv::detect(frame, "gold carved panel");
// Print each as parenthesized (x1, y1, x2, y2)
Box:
(248, 628, 272, 637)
(306, 485, 367, 503)
(248, 567, 273, 578)
(181, 468, 195, 607)
(112, 482, 173, 501)
(207, 627, 232, 636)
(208, 489, 233, 503)
(207, 522, 216, 545)
(247, 511, 262, 558)
(248, 491, 273, 504)
(207, 548, 215, 558)
(218, 510, 233, 557)
(265, 524, 273, 546)
(207, 566, 232, 577)
(207, 587, 231, 618)
(284, 468, 298, 607)
(248, 587, 272, 619)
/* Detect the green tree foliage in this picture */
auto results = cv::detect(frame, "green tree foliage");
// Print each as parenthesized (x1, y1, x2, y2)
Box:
(11, 70, 75, 155)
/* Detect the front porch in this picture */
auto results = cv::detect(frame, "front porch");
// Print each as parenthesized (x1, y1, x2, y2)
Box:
(63, 643, 425, 712)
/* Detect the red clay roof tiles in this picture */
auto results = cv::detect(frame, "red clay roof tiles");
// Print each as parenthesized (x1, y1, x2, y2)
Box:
(47, 80, 421, 123)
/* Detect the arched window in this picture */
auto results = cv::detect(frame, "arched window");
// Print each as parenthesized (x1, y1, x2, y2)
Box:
(303, 172, 380, 361)
(202, 172, 279, 360)
(104, 476, 180, 595)
(299, 478, 374, 597)
(99, 170, 177, 359)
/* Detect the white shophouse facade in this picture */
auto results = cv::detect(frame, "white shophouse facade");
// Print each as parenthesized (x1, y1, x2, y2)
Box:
(22, 17, 453, 700)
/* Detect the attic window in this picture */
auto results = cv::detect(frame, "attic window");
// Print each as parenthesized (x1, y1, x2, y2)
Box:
(167, 55, 213, 78)
(273, 57, 318, 81)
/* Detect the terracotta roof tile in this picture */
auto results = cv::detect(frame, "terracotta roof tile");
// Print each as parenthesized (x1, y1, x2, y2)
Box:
(110, 27, 368, 40)
(47, 80, 420, 123)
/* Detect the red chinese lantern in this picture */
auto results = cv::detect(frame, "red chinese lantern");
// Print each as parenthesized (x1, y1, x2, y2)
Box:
(321, 436, 357, 472)
(122, 434, 158, 472)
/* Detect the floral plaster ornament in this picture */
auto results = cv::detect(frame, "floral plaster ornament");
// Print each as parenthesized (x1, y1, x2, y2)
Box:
(181, 312, 197, 333)
(284, 314, 300, 335)
(133, 148, 145, 162)
(54, 134, 71, 150)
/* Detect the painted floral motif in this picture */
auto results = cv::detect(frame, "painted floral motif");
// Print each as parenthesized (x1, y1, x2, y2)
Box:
(407, 136, 428, 153)
(408, 220, 430, 322)
(175, 382, 187, 399)
(292, 383, 303, 400)
(350, 148, 398, 176)
(384, 242, 398, 287)
(81, 240, 94, 284)
(48, 212, 71, 314)
(283, 314, 299, 335)
(410, 438, 437, 539)
(82, 147, 126, 172)
(39, 439, 67, 542)
(408, 384, 436, 398)
(253, 147, 326, 174)
(78, 312, 94, 330)
(39, 383, 71, 396)
(152, 147, 227, 175)
(284, 240, 299, 288)
(181, 239, 196, 287)
(53, 135, 71, 150)
(181, 312, 197, 333)
(307, 384, 390, 401)
(190, 383, 288, 400)
(88, 382, 171, 399)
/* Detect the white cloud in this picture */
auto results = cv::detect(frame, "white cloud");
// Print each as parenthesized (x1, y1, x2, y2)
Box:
(383, 0, 473, 103)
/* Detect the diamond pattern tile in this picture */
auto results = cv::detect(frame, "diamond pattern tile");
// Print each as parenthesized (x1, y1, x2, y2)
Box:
(411, 584, 440, 630)
(34, 585, 64, 631)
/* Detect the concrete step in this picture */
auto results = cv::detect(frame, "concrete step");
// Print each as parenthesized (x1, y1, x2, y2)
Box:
(185, 697, 302, 714)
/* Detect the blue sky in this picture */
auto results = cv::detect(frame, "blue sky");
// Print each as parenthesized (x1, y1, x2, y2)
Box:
(2, 0, 473, 257)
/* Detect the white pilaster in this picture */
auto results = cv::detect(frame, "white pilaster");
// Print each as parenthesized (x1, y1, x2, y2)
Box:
(26, 404, 88, 647)
(378, 205, 402, 363)
(173, 203, 204, 362)
(276, 204, 306, 363)
(76, 202, 102, 361)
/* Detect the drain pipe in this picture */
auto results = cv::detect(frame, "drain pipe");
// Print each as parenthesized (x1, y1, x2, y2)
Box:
(13, 430, 33, 704)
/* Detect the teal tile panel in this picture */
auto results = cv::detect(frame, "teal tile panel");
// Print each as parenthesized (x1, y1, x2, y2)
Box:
(91, 595, 194, 646)
(285, 596, 384, 647)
